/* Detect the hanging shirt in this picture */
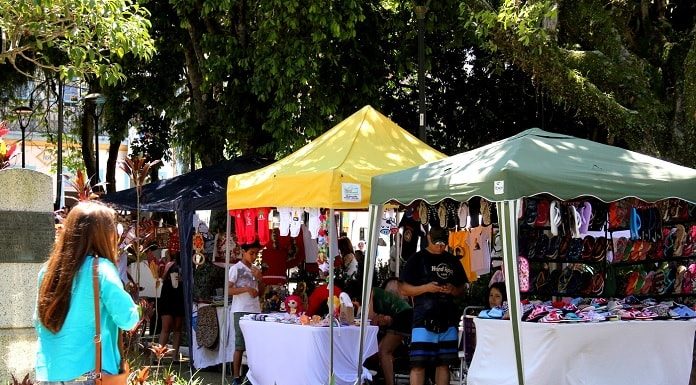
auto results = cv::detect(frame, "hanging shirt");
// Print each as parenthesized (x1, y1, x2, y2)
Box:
(289, 207, 304, 237)
(261, 241, 287, 285)
(449, 230, 474, 281)
(302, 224, 319, 263)
(306, 208, 321, 239)
(230, 209, 246, 243)
(256, 208, 271, 246)
(399, 215, 424, 261)
(277, 207, 292, 236)
(242, 208, 257, 244)
(470, 226, 492, 275)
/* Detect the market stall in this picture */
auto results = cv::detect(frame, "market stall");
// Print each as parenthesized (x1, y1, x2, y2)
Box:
(225, 105, 445, 383)
(365, 128, 696, 384)
(100, 156, 270, 369)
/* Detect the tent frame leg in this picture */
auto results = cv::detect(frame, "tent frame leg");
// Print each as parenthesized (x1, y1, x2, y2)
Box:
(497, 200, 526, 385)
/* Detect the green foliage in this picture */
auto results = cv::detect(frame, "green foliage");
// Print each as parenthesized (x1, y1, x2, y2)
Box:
(462, 0, 696, 166)
(0, 0, 156, 85)
(46, 133, 88, 175)
(76, 0, 696, 174)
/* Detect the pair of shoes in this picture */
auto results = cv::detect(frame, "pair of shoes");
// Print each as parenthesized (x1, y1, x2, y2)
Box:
(231, 377, 245, 385)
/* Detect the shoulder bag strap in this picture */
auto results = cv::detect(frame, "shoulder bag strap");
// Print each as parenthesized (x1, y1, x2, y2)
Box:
(92, 256, 103, 381)
(92, 257, 127, 381)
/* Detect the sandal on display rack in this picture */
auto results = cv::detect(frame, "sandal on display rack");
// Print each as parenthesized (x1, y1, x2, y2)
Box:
(674, 224, 687, 257)
(629, 207, 642, 240)
(568, 205, 583, 239)
(609, 200, 630, 230)
(550, 200, 562, 236)
(581, 236, 596, 261)
(546, 235, 561, 259)
(525, 199, 539, 226)
(534, 199, 550, 228)
(579, 201, 593, 235)
(592, 236, 607, 262)
(566, 238, 584, 261)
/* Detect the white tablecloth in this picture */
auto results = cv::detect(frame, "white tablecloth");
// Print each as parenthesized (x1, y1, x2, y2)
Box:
(240, 320, 379, 385)
(191, 304, 235, 369)
(468, 318, 696, 385)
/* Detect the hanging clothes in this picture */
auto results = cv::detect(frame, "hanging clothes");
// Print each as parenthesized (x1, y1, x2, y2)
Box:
(261, 228, 288, 285)
(470, 226, 492, 275)
(448, 229, 477, 282)
(256, 207, 271, 246)
(399, 214, 424, 260)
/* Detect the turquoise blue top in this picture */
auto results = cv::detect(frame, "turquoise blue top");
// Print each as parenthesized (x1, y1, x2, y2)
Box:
(34, 256, 139, 381)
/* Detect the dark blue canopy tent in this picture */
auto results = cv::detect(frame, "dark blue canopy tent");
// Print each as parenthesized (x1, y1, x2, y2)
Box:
(100, 156, 269, 369)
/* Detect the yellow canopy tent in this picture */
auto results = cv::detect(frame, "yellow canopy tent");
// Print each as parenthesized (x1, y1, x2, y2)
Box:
(226, 105, 445, 210)
(224, 105, 445, 384)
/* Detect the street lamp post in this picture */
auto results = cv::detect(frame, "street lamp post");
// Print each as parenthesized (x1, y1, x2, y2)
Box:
(55, 79, 64, 210)
(84, 93, 106, 182)
(415, 1, 430, 142)
(13, 106, 32, 168)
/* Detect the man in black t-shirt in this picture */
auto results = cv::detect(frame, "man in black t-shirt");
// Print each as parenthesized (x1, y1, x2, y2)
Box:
(400, 226, 468, 385)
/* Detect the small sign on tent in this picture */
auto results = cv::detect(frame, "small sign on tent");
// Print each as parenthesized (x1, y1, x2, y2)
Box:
(341, 183, 361, 202)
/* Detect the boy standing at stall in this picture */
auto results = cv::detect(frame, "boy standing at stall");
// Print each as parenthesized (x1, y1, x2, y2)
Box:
(228, 241, 263, 385)
(400, 226, 468, 385)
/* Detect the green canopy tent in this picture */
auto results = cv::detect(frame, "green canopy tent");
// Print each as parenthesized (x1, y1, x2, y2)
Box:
(359, 128, 696, 384)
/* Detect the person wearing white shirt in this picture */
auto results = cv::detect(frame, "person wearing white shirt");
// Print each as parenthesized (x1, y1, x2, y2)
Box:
(228, 241, 263, 385)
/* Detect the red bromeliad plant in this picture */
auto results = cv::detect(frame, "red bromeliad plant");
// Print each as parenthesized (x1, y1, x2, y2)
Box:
(0, 122, 18, 169)
(133, 366, 150, 385)
(65, 169, 106, 201)
(119, 155, 160, 293)
(52, 169, 105, 236)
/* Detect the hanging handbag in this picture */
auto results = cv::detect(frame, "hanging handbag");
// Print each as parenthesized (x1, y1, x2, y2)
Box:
(92, 257, 131, 385)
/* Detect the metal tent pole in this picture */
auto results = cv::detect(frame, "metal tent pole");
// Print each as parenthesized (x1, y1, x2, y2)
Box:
(328, 208, 337, 383)
(355, 204, 383, 384)
(221, 212, 231, 384)
(496, 200, 526, 385)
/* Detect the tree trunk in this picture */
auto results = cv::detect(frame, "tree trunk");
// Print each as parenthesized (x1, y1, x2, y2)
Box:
(80, 106, 96, 185)
(105, 140, 120, 193)
(182, 13, 215, 166)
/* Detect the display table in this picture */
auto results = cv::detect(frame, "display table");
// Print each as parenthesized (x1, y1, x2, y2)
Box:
(240, 320, 379, 385)
(468, 318, 696, 385)
(191, 304, 235, 369)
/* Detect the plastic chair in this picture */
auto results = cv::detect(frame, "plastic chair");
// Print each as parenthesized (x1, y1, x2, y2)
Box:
(452, 306, 483, 385)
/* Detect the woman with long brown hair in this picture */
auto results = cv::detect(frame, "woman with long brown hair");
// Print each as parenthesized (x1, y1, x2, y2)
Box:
(34, 201, 140, 383)
(338, 236, 358, 280)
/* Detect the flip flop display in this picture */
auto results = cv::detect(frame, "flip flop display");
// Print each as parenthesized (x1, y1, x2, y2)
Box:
(510, 196, 696, 321)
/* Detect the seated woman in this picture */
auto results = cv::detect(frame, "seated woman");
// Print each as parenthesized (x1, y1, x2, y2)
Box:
(338, 237, 359, 281)
(480, 282, 509, 319)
